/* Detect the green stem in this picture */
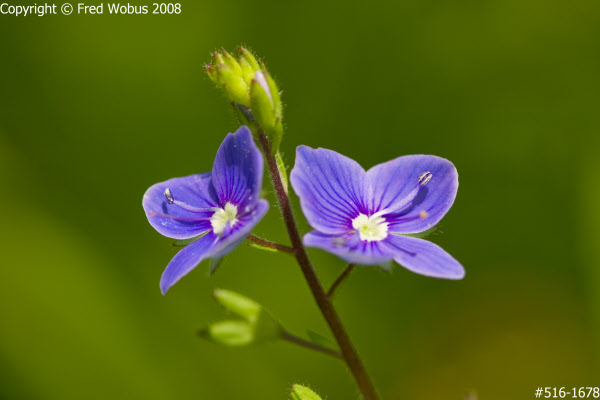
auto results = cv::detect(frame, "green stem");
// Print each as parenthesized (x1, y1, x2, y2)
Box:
(257, 131, 379, 400)
(246, 234, 295, 254)
(327, 264, 357, 299)
(281, 330, 342, 359)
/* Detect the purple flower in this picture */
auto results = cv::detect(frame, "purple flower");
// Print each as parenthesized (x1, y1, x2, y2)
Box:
(143, 126, 269, 294)
(290, 146, 464, 279)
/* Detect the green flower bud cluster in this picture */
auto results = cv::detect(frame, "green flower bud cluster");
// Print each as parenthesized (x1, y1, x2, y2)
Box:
(205, 47, 260, 107)
(205, 47, 284, 153)
(199, 289, 282, 346)
(290, 384, 324, 400)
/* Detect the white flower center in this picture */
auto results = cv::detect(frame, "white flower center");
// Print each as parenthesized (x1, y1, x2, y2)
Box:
(211, 202, 238, 235)
(352, 213, 388, 242)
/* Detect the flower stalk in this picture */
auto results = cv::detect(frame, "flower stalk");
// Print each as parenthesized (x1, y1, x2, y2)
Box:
(257, 130, 380, 400)
(246, 234, 295, 254)
(281, 330, 342, 359)
(327, 264, 357, 299)
(143, 45, 466, 400)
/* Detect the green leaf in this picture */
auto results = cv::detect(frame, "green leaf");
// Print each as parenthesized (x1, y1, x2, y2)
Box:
(251, 71, 283, 153)
(402, 225, 439, 239)
(275, 151, 289, 194)
(378, 261, 394, 272)
(232, 102, 252, 126)
(210, 51, 251, 106)
(172, 233, 205, 247)
(209, 257, 224, 275)
(201, 290, 283, 347)
(290, 384, 324, 400)
(254, 310, 283, 342)
(248, 242, 279, 253)
(213, 289, 261, 322)
(200, 320, 254, 346)
(306, 330, 334, 349)
(464, 391, 478, 400)
(221, 49, 242, 75)
(238, 46, 261, 85)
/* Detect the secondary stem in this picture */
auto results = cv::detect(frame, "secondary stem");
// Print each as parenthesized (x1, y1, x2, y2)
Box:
(281, 330, 343, 359)
(327, 264, 357, 299)
(258, 132, 379, 400)
(247, 234, 295, 254)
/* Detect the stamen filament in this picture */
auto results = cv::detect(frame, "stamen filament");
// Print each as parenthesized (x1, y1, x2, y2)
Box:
(164, 188, 218, 213)
(375, 172, 432, 217)
(147, 211, 212, 222)
(173, 200, 218, 213)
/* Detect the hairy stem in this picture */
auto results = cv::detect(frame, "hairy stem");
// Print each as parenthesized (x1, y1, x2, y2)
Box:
(281, 330, 343, 359)
(258, 132, 379, 400)
(247, 234, 295, 254)
(327, 264, 357, 299)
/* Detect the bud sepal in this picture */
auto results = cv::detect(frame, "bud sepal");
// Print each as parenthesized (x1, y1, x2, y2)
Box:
(251, 71, 283, 152)
(290, 384, 324, 400)
(199, 289, 283, 346)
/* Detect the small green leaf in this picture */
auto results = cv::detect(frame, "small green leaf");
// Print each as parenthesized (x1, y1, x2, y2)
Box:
(232, 102, 252, 126)
(213, 289, 261, 322)
(221, 49, 242, 75)
(201, 290, 283, 347)
(306, 330, 334, 349)
(209, 257, 224, 275)
(378, 261, 394, 272)
(238, 46, 261, 85)
(403, 225, 439, 239)
(254, 310, 283, 342)
(172, 233, 205, 247)
(200, 320, 254, 346)
(275, 151, 289, 194)
(210, 51, 251, 106)
(251, 71, 283, 153)
(290, 384, 323, 400)
(248, 242, 279, 253)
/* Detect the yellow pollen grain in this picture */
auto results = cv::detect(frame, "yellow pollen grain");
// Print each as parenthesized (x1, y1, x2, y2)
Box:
(420, 211, 428, 219)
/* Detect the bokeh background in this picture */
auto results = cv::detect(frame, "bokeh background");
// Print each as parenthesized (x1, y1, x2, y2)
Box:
(1, 0, 600, 398)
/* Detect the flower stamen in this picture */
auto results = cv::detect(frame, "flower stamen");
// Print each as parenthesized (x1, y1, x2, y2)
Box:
(211, 202, 239, 235)
(352, 213, 389, 242)
(377, 172, 432, 216)
(164, 188, 219, 213)
(164, 188, 175, 204)
(418, 172, 432, 185)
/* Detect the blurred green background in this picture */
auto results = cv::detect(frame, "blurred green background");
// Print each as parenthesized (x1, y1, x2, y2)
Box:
(1, 0, 599, 398)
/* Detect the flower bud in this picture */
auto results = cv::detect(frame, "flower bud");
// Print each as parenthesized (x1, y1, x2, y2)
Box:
(204, 64, 217, 82)
(206, 50, 251, 106)
(220, 49, 242, 75)
(238, 46, 261, 85)
(199, 289, 283, 347)
(290, 385, 324, 400)
(213, 288, 261, 323)
(205, 47, 285, 151)
(199, 320, 254, 346)
(251, 71, 283, 152)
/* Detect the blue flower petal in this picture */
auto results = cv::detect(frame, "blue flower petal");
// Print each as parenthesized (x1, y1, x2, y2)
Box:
(159, 231, 220, 294)
(290, 146, 368, 234)
(383, 235, 464, 279)
(159, 199, 269, 294)
(212, 199, 270, 259)
(291, 146, 463, 276)
(367, 155, 458, 234)
(211, 126, 263, 208)
(303, 231, 392, 265)
(143, 172, 217, 239)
